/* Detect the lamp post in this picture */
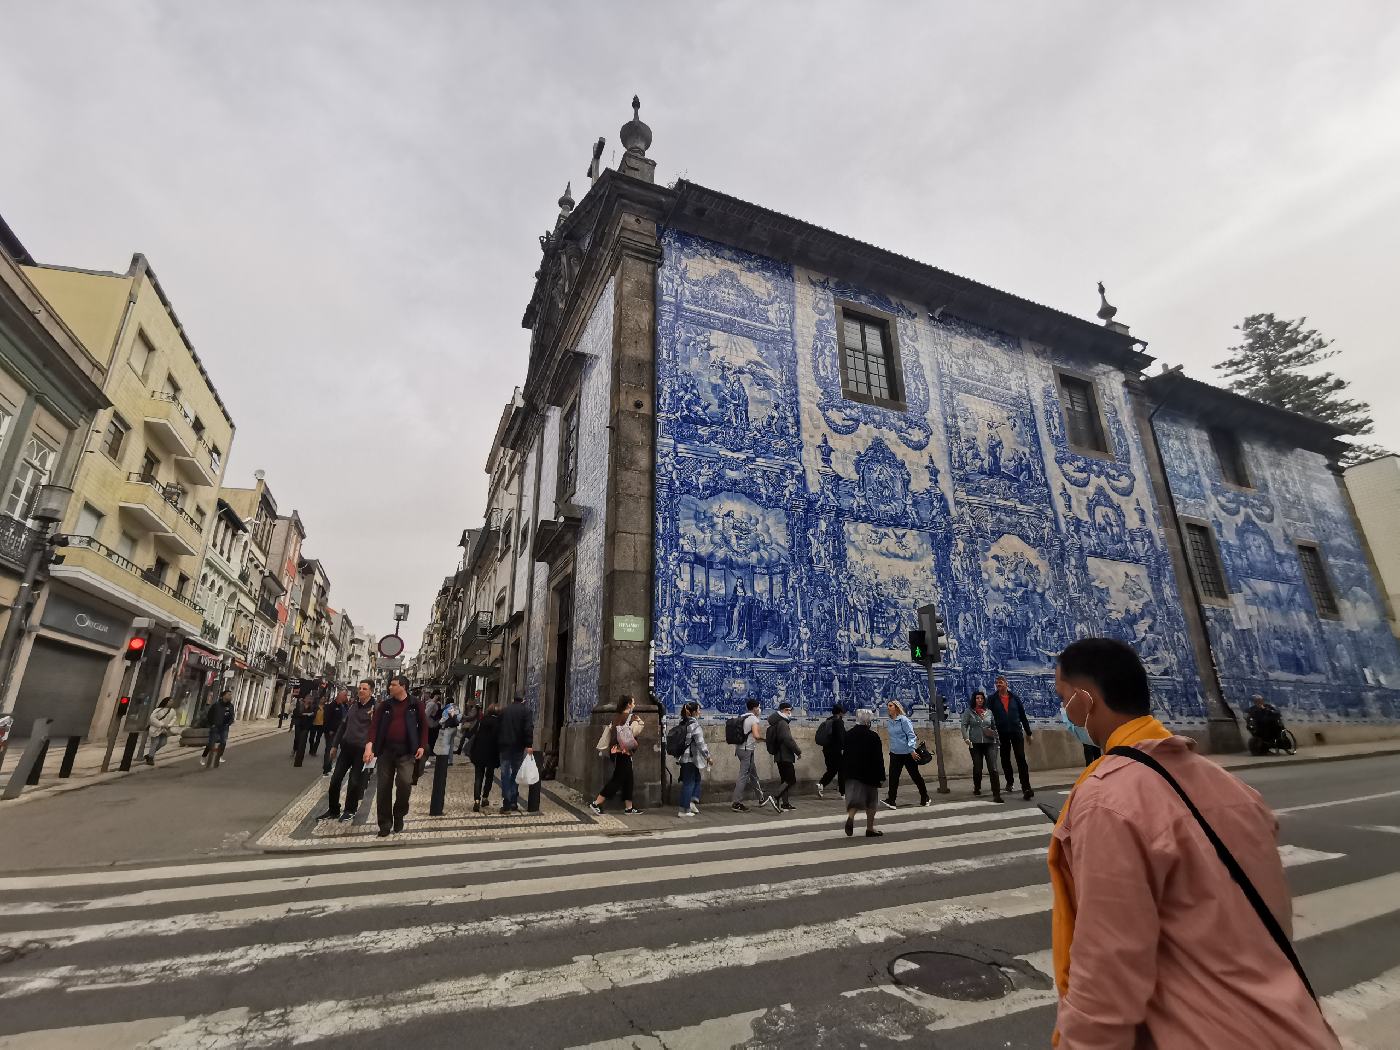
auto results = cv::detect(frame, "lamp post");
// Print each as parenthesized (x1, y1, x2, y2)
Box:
(0, 484, 73, 769)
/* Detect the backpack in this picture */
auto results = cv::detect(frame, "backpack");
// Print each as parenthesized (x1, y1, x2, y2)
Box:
(815, 718, 832, 748)
(766, 723, 781, 757)
(665, 721, 689, 759)
(724, 715, 747, 746)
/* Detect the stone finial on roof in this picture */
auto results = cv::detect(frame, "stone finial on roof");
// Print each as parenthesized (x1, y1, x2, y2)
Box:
(1097, 281, 1131, 335)
(558, 182, 575, 220)
(620, 95, 652, 156)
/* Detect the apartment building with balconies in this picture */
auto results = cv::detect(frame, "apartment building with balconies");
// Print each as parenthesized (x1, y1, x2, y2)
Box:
(222, 473, 283, 717)
(18, 252, 235, 736)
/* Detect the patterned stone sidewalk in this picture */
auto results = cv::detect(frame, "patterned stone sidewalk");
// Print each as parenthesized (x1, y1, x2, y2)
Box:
(253, 758, 626, 851)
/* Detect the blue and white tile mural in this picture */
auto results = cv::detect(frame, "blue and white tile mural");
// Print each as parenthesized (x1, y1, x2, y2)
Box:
(1154, 413, 1400, 721)
(652, 230, 1207, 725)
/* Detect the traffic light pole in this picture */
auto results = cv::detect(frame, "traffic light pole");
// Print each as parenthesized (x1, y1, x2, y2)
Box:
(100, 658, 141, 772)
(917, 603, 950, 794)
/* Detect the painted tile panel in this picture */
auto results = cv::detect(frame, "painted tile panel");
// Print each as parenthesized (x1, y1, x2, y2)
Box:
(653, 230, 1206, 726)
(1156, 412, 1400, 720)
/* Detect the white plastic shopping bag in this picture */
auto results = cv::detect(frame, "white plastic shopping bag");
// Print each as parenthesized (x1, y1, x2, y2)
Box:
(517, 752, 540, 787)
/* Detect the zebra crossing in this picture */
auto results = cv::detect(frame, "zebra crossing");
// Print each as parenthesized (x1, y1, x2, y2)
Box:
(0, 792, 1396, 1049)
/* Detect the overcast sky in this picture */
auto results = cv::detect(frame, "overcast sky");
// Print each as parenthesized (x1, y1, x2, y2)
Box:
(4, 2, 1397, 654)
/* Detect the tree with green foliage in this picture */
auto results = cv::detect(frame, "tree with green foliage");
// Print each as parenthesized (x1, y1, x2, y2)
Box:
(1215, 313, 1382, 464)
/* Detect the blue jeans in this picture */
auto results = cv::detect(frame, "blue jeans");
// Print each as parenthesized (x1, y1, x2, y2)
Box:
(678, 763, 702, 811)
(499, 749, 524, 809)
(205, 724, 229, 754)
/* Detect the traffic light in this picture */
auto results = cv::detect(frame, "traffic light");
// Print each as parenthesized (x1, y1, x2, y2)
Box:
(46, 532, 68, 567)
(909, 629, 929, 665)
(124, 636, 148, 663)
(928, 608, 949, 664)
(116, 695, 131, 718)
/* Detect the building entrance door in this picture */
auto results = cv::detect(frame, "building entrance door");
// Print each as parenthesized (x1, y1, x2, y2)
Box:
(11, 638, 113, 739)
(547, 581, 573, 767)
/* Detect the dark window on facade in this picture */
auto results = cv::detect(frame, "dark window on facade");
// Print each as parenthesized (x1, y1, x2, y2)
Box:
(1184, 522, 1229, 600)
(838, 309, 899, 404)
(1209, 427, 1251, 488)
(141, 450, 160, 482)
(149, 557, 169, 586)
(1058, 374, 1108, 453)
(101, 413, 129, 461)
(558, 400, 580, 499)
(1297, 544, 1340, 618)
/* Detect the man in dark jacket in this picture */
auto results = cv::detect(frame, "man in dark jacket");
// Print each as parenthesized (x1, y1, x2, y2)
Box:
(320, 689, 348, 776)
(816, 703, 847, 799)
(318, 680, 375, 823)
(989, 674, 1034, 800)
(766, 702, 802, 812)
(364, 675, 427, 837)
(201, 690, 236, 768)
(496, 696, 533, 814)
(841, 708, 886, 837)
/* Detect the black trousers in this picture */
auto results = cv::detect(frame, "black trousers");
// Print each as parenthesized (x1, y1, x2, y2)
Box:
(292, 722, 309, 766)
(776, 760, 797, 802)
(328, 747, 367, 816)
(968, 742, 1001, 796)
(322, 738, 338, 775)
(472, 761, 495, 802)
(308, 725, 324, 755)
(887, 752, 928, 804)
(819, 749, 845, 792)
(597, 753, 634, 805)
(376, 749, 416, 831)
(999, 734, 1031, 791)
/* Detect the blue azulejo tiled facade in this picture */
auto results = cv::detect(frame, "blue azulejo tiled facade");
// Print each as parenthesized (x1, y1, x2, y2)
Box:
(652, 229, 1207, 726)
(1154, 413, 1400, 721)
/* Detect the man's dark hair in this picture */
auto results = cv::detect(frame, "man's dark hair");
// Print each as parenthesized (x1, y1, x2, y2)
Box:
(831, 703, 845, 715)
(390, 674, 411, 691)
(777, 701, 792, 712)
(359, 678, 374, 689)
(1057, 638, 1150, 716)
(746, 698, 761, 712)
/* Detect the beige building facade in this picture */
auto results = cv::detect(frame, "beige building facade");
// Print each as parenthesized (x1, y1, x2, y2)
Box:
(1345, 454, 1400, 637)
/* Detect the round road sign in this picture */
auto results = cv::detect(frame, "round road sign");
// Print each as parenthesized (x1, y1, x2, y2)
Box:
(377, 633, 405, 659)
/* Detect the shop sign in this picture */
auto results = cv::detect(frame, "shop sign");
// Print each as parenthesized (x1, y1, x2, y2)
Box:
(40, 592, 133, 650)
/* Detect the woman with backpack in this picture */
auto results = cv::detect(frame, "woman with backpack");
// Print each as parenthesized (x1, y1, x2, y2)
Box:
(589, 695, 644, 815)
(469, 702, 501, 812)
(960, 691, 1004, 803)
(672, 701, 710, 818)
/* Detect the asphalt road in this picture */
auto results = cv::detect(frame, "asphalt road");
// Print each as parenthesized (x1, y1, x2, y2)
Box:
(0, 737, 1396, 1049)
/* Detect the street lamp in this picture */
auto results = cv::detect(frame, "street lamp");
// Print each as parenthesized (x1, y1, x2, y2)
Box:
(0, 484, 74, 759)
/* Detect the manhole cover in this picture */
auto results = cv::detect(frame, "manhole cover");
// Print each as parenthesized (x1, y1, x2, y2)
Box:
(889, 950, 1012, 1001)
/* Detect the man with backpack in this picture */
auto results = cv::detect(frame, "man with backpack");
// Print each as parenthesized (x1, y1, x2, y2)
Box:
(815, 703, 846, 798)
(765, 701, 801, 811)
(728, 698, 777, 813)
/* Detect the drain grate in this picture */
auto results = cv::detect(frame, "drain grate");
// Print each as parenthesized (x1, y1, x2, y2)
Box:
(889, 950, 1012, 1001)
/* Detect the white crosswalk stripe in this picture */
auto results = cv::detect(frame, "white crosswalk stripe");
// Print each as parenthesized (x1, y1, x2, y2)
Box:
(0, 802, 1394, 1050)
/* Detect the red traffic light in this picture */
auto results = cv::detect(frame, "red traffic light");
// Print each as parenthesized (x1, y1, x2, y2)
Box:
(124, 637, 148, 662)
(117, 695, 131, 713)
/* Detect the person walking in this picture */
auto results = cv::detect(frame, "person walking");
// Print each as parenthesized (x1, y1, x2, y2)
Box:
(144, 697, 178, 765)
(425, 690, 444, 758)
(291, 692, 315, 766)
(364, 675, 427, 838)
(589, 695, 644, 815)
(429, 696, 460, 816)
(308, 691, 328, 756)
(960, 691, 1004, 803)
(321, 689, 348, 777)
(842, 708, 886, 837)
(317, 680, 375, 823)
(765, 701, 801, 812)
(989, 673, 1035, 800)
(882, 700, 928, 809)
(456, 696, 480, 756)
(730, 697, 776, 813)
(496, 695, 533, 815)
(1049, 637, 1337, 1048)
(469, 702, 501, 812)
(201, 690, 235, 769)
(675, 701, 709, 818)
(815, 703, 846, 799)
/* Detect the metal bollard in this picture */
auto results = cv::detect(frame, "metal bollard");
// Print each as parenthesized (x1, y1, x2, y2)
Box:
(118, 733, 140, 771)
(58, 737, 82, 778)
(2, 718, 52, 800)
(526, 779, 542, 813)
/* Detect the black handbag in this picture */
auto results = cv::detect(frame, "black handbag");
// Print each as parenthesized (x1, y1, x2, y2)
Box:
(912, 742, 933, 766)
(1108, 746, 1319, 1003)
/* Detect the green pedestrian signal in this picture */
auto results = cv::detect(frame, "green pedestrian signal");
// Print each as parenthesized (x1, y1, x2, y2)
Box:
(909, 629, 929, 665)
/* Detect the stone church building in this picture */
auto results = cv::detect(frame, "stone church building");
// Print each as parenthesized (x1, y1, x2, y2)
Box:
(488, 100, 1398, 798)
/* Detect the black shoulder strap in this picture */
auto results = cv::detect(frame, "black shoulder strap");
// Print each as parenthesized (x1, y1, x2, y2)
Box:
(1108, 746, 1317, 1002)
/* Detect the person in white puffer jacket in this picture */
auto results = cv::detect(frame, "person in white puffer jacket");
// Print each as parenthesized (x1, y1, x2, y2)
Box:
(145, 697, 179, 765)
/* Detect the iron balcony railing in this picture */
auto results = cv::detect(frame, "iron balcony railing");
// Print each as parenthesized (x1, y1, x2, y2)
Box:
(65, 535, 205, 615)
(0, 513, 42, 571)
(126, 473, 205, 534)
(150, 393, 221, 471)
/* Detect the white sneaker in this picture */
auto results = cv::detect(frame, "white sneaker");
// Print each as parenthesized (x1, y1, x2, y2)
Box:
(677, 810, 695, 818)
(689, 801, 700, 815)
(815, 783, 825, 799)
(879, 800, 897, 810)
